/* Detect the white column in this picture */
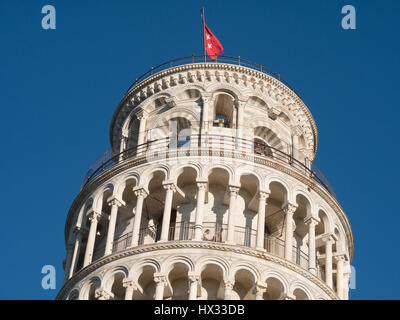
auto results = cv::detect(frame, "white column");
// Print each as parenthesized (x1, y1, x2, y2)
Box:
(69, 227, 82, 278)
(335, 255, 346, 299)
(256, 191, 269, 250)
(305, 217, 319, 275)
(154, 274, 168, 300)
(105, 197, 124, 255)
(343, 264, 351, 300)
(83, 210, 101, 267)
(224, 281, 233, 300)
(291, 125, 303, 162)
(123, 279, 137, 300)
(130, 188, 148, 247)
(159, 183, 176, 242)
(136, 110, 148, 155)
(193, 181, 207, 241)
(119, 129, 129, 162)
(188, 274, 200, 300)
(283, 203, 297, 261)
(226, 186, 240, 244)
(323, 235, 334, 288)
(255, 284, 267, 300)
(201, 95, 212, 131)
(63, 244, 74, 283)
(236, 100, 245, 131)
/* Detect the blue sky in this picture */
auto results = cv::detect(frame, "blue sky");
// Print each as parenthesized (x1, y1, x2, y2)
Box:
(0, 0, 399, 299)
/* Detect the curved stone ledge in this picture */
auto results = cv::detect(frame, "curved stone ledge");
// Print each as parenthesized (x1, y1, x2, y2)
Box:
(57, 240, 338, 300)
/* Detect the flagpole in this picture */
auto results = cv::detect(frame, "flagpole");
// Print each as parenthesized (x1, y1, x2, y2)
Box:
(202, 7, 206, 62)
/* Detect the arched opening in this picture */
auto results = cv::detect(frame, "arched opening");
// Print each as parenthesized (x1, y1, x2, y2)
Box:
(232, 269, 256, 300)
(237, 174, 259, 247)
(264, 181, 288, 257)
(253, 126, 283, 153)
(199, 264, 224, 300)
(169, 117, 191, 148)
(213, 94, 235, 128)
(126, 117, 140, 157)
(254, 137, 273, 157)
(263, 277, 285, 300)
(293, 288, 309, 300)
(136, 265, 157, 300)
(92, 188, 113, 262)
(167, 263, 190, 300)
(110, 272, 126, 300)
(173, 167, 198, 240)
(292, 194, 311, 268)
(205, 168, 231, 242)
(146, 170, 167, 242)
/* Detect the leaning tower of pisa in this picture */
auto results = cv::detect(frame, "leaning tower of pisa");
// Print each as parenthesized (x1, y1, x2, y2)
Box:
(57, 55, 354, 300)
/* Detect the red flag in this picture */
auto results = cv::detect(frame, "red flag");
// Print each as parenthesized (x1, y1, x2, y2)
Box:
(204, 23, 223, 60)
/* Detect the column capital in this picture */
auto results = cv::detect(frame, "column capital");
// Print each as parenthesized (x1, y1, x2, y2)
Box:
(94, 288, 114, 300)
(153, 273, 168, 286)
(322, 234, 336, 244)
(188, 273, 200, 283)
(305, 216, 320, 227)
(133, 187, 149, 198)
(87, 209, 102, 222)
(107, 195, 125, 208)
(258, 190, 270, 200)
(228, 185, 240, 195)
(283, 203, 297, 215)
(73, 226, 84, 236)
(162, 182, 177, 192)
(196, 180, 208, 190)
(122, 279, 138, 290)
(255, 283, 267, 295)
(134, 108, 149, 120)
(334, 253, 348, 263)
(224, 280, 234, 290)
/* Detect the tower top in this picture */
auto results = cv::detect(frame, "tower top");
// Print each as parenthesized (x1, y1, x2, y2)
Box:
(109, 55, 318, 156)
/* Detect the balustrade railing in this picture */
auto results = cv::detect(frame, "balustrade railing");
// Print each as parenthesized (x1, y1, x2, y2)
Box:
(125, 54, 299, 96)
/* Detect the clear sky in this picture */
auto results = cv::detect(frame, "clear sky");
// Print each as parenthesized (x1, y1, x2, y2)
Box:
(0, 0, 399, 300)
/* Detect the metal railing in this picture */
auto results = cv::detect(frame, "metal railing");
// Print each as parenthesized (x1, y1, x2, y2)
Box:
(81, 133, 336, 199)
(125, 54, 299, 97)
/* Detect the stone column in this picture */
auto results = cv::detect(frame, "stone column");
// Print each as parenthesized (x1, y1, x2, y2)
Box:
(283, 203, 297, 261)
(159, 183, 176, 242)
(130, 188, 148, 247)
(119, 129, 129, 162)
(255, 284, 267, 300)
(224, 281, 234, 300)
(69, 227, 83, 278)
(236, 100, 246, 131)
(83, 210, 101, 267)
(291, 125, 303, 162)
(343, 264, 351, 300)
(201, 95, 212, 131)
(63, 244, 74, 283)
(305, 217, 319, 275)
(136, 110, 148, 155)
(154, 274, 168, 300)
(105, 196, 125, 256)
(335, 255, 346, 299)
(323, 235, 334, 288)
(256, 191, 269, 250)
(226, 186, 240, 244)
(188, 274, 200, 300)
(193, 181, 207, 241)
(123, 279, 137, 300)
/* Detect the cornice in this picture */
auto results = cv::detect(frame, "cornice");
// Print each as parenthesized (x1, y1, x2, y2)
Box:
(56, 241, 338, 300)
